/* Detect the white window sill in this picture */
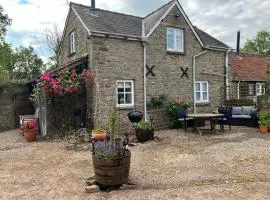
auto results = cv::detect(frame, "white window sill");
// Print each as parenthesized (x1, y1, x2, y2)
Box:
(116, 105, 135, 110)
(195, 101, 210, 104)
(167, 49, 184, 53)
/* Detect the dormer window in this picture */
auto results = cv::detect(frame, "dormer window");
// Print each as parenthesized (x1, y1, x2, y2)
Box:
(69, 31, 75, 54)
(167, 28, 184, 52)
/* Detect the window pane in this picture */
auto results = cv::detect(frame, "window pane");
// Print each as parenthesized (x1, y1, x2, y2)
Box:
(175, 30, 182, 40)
(117, 82, 124, 92)
(125, 94, 132, 104)
(203, 92, 208, 100)
(167, 38, 174, 49)
(202, 83, 207, 92)
(125, 82, 132, 92)
(195, 83, 200, 91)
(196, 92, 201, 101)
(175, 39, 182, 51)
(248, 84, 253, 95)
(118, 94, 124, 104)
(167, 28, 174, 39)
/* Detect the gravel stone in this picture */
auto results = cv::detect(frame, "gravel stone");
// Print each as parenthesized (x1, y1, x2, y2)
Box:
(1, 128, 270, 199)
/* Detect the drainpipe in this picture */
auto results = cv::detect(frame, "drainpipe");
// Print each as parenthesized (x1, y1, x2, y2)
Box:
(143, 42, 147, 121)
(237, 81, 240, 99)
(225, 48, 233, 100)
(192, 50, 207, 114)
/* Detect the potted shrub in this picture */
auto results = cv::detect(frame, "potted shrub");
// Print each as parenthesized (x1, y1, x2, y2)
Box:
(91, 128, 107, 140)
(258, 111, 270, 133)
(92, 139, 131, 186)
(166, 98, 192, 127)
(135, 120, 154, 142)
(23, 119, 38, 142)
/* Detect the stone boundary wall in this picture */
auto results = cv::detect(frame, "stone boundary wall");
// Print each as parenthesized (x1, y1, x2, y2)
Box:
(147, 108, 172, 130)
(0, 89, 15, 131)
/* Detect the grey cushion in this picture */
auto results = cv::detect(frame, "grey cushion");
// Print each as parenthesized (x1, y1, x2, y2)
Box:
(250, 109, 257, 115)
(232, 115, 252, 119)
(232, 107, 243, 115)
(242, 106, 255, 115)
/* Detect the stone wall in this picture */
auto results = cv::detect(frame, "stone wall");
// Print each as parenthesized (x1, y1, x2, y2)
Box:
(147, 108, 172, 130)
(0, 85, 34, 131)
(146, 5, 225, 114)
(91, 37, 144, 133)
(58, 9, 90, 66)
(0, 89, 15, 131)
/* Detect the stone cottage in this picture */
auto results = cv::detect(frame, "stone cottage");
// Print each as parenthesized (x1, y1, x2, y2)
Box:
(57, 0, 231, 133)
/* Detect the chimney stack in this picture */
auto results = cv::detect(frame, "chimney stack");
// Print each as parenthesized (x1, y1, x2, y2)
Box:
(236, 31, 240, 53)
(91, 0, 95, 10)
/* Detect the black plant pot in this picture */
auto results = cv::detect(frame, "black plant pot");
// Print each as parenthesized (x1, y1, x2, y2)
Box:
(135, 128, 154, 142)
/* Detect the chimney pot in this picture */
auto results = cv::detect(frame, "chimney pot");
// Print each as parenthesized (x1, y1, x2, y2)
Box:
(91, 0, 95, 10)
(236, 31, 240, 54)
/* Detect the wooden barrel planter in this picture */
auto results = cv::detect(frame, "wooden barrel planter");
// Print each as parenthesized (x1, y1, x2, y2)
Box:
(135, 128, 154, 142)
(92, 149, 131, 186)
(23, 129, 37, 142)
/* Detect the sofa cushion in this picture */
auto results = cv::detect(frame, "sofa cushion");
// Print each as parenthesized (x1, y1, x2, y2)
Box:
(232, 115, 252, 119)
(242, 106, 255, 115)
(232, 107, 243, 115)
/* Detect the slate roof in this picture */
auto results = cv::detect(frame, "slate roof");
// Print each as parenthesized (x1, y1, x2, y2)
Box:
(70, 1, 229, 49)
(231, 53, 270, 82)
(194, 27, 229, 48)
(71, 3, 142, 37)
(143, 0, 175, 36)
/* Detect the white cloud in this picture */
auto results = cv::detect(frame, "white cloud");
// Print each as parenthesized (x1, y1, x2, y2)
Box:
(0, 0, 270, 57)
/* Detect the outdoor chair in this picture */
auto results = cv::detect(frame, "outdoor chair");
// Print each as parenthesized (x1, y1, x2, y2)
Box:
(217, 106, 232, 131)
(176, 107, 193, 131)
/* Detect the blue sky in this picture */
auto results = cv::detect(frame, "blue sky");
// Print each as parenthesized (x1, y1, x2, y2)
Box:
(19, 0, 29, 4)
(1, 0, 270, 61)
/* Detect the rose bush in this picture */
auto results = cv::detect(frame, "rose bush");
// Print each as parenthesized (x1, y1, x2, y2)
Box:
(39, 68, 94, 103)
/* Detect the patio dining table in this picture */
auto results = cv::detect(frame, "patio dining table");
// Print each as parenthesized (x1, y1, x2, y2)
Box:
(187, 113, 224, 135)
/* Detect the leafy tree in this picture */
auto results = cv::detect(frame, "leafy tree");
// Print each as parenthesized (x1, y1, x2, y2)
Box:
(0, 42, 13, 80)
(242, 30, 270, 56)
(0, 5, 11, 43)
(0, 42, 13, 69)
(9, 46, 44, 80)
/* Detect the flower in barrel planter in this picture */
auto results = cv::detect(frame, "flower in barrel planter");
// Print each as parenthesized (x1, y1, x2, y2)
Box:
(135, 120, 155, 142)
(23, 119, 38, 142)
(91, 139, 131, 187)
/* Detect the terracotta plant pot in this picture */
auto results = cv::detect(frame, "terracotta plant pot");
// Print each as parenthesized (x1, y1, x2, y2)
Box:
(92, 132, 107, 140)
(23, 129, 37, 142)
(259, 125, 268, 134)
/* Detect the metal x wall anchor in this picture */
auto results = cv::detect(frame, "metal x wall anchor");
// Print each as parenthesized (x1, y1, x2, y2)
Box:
(180, 67, 189, 78)
(146, 65, 156, 77)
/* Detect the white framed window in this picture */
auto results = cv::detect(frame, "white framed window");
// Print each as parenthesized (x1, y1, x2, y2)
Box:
(195, 81, 209, 103)
(167, 28, 184, 52)
(256, 83, 265, 96)
(69, 31, 75, 54)
(116, 80, 134, 107)
(248, 84, 254, 95)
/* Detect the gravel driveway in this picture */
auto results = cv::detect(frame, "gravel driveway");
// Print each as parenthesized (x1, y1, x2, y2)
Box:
(0, 128, 270, 200)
